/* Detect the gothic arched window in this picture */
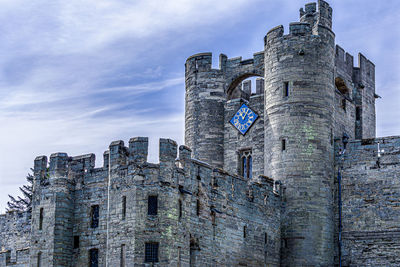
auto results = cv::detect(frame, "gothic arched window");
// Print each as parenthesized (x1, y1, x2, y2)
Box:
(239, 149, 252, 179)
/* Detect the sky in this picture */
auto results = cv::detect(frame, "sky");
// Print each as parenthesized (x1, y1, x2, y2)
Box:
(0, 0, 399, 212)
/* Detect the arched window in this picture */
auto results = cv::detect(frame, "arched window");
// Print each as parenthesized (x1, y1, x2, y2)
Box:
(239, 149, 252, 179)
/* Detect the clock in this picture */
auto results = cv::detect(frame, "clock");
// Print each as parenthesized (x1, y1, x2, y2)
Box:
(230, 104, 258, 135)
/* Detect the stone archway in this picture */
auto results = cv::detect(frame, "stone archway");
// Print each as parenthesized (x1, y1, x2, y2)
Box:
(226, 72, 263, 100)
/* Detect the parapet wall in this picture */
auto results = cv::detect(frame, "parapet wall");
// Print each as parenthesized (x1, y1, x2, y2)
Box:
(334, 45, 376, 140)
(0, 211, 31, 266)
(30, 137, 282, 266)
(340, 136, 400, 266)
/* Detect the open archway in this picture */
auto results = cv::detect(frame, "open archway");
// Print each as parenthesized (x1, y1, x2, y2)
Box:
(226, 73, 263, 100)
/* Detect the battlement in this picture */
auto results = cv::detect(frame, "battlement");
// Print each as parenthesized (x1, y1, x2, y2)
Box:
(0, 211, 30, 266)
(339, 136, 400, 169)
(33, 137, 281, 203)
(186, 52, 264, 74)
(300, 0, 332, 29)
(265, 23, 334, 44)
(266, 1, 334, 45)
(335, 45, 375, 85)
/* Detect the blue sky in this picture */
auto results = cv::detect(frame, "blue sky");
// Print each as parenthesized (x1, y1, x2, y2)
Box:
(0, 0, 399, 212)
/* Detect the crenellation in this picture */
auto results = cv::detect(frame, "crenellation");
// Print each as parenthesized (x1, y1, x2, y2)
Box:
(109, 140, 127, 167)
(289, 22, 312, 35)
(34, 156, 47, 175)
(49, 152, 68, 177)
(70, 153, 96, 173)
(102, 150, 109, 169)
(129, 137, 148, 164)
(219, 53, 228, 71)
(265, 25, 284, 44)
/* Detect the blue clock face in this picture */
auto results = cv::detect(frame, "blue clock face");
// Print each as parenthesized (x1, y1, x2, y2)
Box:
(230, 104, 258, 135)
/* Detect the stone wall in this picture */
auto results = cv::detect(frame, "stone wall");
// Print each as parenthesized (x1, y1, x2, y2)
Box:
(185, 51, 264, 168)
(224, 81, 265, 178)
(340, 136, 400, 266)
(334, 45, 376, 140)
(28, 137, 281, 266)
(0, 212, 30, 266)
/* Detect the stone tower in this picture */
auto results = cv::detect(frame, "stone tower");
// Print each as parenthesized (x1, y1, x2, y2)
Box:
(185, 53, 226, 168)
(30, 153, 75, 266)
(264, 1, 335, 266)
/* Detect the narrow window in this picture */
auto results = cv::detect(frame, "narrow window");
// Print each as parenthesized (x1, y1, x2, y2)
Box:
(242, 156, 247, 178)
(248, 156, 252, 179)
(89, 248, 99, 267)
(178, 247, 181, 267)
(283, 82, 289, 97)
(264, 233, 268, 245)
(239, 150, 252, 179)
(283, 239, 288, 249)
(196, 200, 200, 216)
(91, 205, 99, 228)
(148, 196, 158, 216)
(282, 139, 286, 151)
(120, 244, 126, 267)
(356, 107, 361, 121)
(243, 226, 247, 238)
(341, 98, 346, 111)
(74, 236, 80, 249)
(39, 208, 43, 230)
(145, 242, 159, 263)
(178, 200, 182, 219)
(122, 196, 126, 220)
(37, 252, 42, 267)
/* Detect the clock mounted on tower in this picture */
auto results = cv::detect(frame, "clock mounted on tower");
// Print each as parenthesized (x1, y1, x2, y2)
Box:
(230, 103, 258, 135)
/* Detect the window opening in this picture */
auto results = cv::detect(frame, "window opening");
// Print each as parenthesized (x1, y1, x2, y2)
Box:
(178, 247, 181, 267)
(89, 248, 99, 267)
(37, 252, 42, 267)
(120, 244, 126, 267)
(148, 196, 158, 216)
(91, 205, 99, 228)
(122, 196, 126, 220)
(196, 200, 200, 216)
(145, 242, 159, 263)
(243, 226, 247, 238)
(39, 208, 43, 230)
(178, 200, 182, 219)
(74, 236, 80, 249)
(283, 82, 289, 97)
(356, 107, 361, 121)
(239, 149, 252, 179)
(282, 139, 286, 151)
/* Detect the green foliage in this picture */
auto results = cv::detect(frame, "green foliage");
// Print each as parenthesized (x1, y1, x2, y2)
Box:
(6, 170, 33, 213)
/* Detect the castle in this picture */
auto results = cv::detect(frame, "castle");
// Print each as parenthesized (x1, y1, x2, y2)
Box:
(1, 1, 400, 266)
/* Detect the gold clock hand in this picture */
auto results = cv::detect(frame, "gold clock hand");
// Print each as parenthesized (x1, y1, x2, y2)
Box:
(242, 109, 249, 119)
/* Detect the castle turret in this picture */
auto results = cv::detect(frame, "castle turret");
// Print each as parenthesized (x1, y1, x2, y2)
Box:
(185, 53, 226, 167)
(264, 1, 335, 265)
(30, 153, 75, 266)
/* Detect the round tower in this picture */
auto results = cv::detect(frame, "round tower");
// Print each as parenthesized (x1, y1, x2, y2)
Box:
(264, 1, 335, 265)
(185, 53, 226, 167)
